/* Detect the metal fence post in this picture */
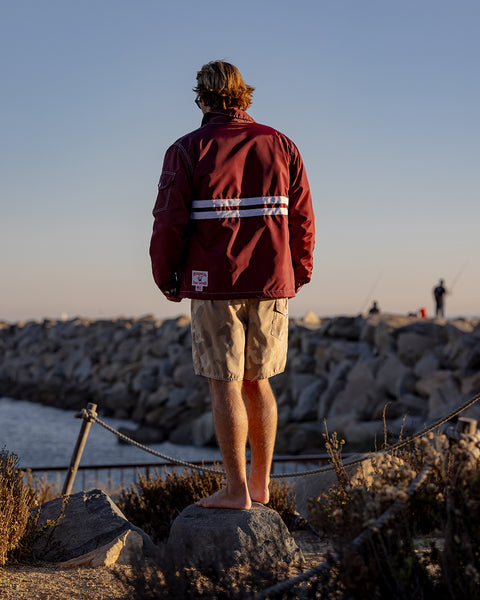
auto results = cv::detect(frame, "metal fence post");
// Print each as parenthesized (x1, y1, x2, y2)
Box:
(457, 417, 477, 435)
(62, 402, 98, 496)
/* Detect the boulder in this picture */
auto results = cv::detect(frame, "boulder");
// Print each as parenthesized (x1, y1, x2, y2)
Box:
(167, 503, 303, 570)
(427, 378, 462, 421)
(414, 352, 440, 377)
(343, 419, 385, 446)
(416, 370, 458, 398)
(276, 421, 326, 454)
(327, 377, 382, 420)
(376, 353, 411, 398)
(57, 529, 145, 568)
(291, 379, 326, 421)
(324, 316, 362, 341)
(32, 489, 160, 565)
(396, 331, 435, 366)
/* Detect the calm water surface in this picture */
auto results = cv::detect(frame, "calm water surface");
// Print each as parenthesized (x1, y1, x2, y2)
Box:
(0, 397, 221, 491)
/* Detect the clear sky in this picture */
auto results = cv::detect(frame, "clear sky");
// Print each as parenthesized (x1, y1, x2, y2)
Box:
(1, 0, 479, 323)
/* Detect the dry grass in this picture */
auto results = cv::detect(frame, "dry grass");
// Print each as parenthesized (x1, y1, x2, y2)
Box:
(0, 448, 38, 566)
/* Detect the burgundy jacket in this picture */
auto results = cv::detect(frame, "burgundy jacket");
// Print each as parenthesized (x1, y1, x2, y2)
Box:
(150, 108, 315, 300)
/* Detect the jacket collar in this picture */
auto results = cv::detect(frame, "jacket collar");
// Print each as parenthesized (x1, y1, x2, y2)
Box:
(201, 108, 255, 126)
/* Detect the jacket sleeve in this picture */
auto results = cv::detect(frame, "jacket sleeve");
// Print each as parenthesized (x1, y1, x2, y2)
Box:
(288, 143, 315, 292)
(149, 142, 193, 294)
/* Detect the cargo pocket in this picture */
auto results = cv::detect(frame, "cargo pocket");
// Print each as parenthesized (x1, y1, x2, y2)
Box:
(270, 298, 288, 340)
(154, 171, 176, 212)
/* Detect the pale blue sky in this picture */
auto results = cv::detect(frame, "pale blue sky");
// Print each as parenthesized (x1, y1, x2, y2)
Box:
(1, 0, 479, 322)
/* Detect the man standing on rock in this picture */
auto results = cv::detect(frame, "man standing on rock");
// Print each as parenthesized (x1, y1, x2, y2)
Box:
(433, 279, 447, 318)
(150, 61, 315, 509)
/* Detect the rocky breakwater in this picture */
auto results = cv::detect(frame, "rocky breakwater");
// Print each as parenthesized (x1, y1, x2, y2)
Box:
(1, 313, 480, 454)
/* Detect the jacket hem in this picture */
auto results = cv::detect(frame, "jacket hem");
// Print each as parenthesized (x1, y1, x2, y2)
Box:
(179, 290, 296, 300)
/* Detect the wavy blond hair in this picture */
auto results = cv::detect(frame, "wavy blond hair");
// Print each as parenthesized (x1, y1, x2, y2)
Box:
(193, 61, 255, 110)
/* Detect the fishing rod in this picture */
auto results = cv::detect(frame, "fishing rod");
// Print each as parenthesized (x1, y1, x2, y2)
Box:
(359, 271, 383, 314)
(449, 260, 468, 293)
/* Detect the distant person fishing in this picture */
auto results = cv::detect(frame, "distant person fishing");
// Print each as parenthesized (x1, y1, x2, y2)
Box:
(368, 300, 380, 315)
(432, 262, 468, 319)
(433, 279, 447, 317)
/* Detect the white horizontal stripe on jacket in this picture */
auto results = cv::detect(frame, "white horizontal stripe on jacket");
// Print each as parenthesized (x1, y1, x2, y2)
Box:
(190, 196, 289, 220)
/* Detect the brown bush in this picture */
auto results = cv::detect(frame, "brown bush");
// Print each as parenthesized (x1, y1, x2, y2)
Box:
(0, 448, 37, 565)
(306, 431, 480, 599)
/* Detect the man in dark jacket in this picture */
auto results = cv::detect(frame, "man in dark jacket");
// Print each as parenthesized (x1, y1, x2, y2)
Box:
(150, 61, 315, 508)
(433, 279, 447, 317)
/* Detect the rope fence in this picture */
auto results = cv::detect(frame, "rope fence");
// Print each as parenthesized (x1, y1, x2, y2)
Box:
(62, 391, 480, 494)
(92, 391, 480, 476)
(56, 393, 480, 597)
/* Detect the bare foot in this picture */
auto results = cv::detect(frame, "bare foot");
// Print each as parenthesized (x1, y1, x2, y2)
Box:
(196, 486, 252, 510)
(248, 478, 270, 504)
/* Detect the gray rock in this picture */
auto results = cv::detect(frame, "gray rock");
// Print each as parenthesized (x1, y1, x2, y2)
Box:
(32, 489, 160, 564)
(291, 379, 326, 421)
(324, 316, 362, 341)
(328, 376, 382, 420)
(414, 352, 440, 377)
(167, 503, 303, 569)
(427, 379, 462, 421)
(190, 411, 215, 446)
(277, 422, 326, 454)
(415, 370, 457, 398)
(397, 393, 427, 415)
(373, 319, 396, 353)
(289, 373, 318, 401)
(317, 358, 354, 418)
(343, 419, 385, 446)
(376, 353, 411, 398)
(173, 362, 200, 388)
(397, 331, 435, 366)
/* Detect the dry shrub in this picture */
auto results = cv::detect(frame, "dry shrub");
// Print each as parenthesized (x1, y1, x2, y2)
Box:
(0, 448, 38, 565)
(116, 467, 223, 543)
(21, 469, 60, 505)
(266, 478, 298, 529)
(306, 430, 480, 599)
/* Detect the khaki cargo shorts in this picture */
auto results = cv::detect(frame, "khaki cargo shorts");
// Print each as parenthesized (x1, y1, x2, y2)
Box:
(191, 298, 289, 381)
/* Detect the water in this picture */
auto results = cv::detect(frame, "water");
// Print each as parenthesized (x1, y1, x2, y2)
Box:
(0, 396, 221, 492)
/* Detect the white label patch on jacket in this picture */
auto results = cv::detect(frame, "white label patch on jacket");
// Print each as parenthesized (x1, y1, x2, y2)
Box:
(192, 270, 208, 291)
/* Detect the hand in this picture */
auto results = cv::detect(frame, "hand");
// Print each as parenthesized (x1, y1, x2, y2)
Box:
(163, 289, 182, 303)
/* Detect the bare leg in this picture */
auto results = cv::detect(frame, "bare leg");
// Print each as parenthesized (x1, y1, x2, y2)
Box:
(196, 379, 252, 509)
(242, 378, 277, 504)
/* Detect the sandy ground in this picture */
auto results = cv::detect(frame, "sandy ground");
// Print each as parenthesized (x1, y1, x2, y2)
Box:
(0, 531, 329, 600)
(0, 563, 132, 600)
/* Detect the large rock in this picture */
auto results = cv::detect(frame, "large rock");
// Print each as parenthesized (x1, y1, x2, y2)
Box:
(32, 489, 160, 565)
(56, 529, 145, 568)
(167, 503, 304, 570)
(396, 331, 436, 366)
(376, 353, 410, 397)
(291, 379, 326, 421)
